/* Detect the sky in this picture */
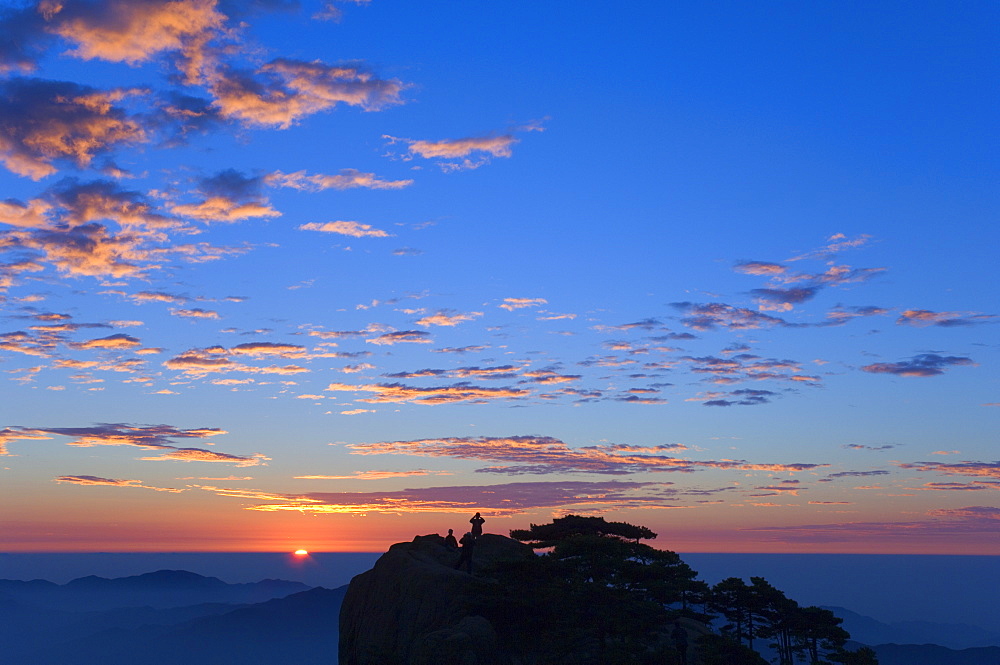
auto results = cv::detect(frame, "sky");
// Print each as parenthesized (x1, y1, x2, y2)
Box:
(1, 0, 997, 555)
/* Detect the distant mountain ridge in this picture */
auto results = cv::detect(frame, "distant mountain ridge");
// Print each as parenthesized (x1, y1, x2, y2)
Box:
(827, 606, 1000, 650)
(4, 567, 998, 665)
(863, 642, 1000, 665)
(38, 587, 347, 665)
(0, 570, 345, 665)
(0, 568, 310, 611)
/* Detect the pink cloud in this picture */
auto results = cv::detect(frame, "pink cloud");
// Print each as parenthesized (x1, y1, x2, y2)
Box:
(499, 297, 547, 311)
(298, 221, 390, 238)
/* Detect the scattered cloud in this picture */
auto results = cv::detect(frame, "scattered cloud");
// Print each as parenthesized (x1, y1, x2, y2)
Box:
(170, 169, 279, 223)
(696, 389, 780, 407)
(346, 435, 825, 476)
(202, 479, 685, 515)
(844, 443, 898, 451)
(861, 354, 975, 377)
(294, 469, 442, 480)
(326, 381, 530, 405)
(384, 133, 517, 171)
(671, 302, 789, 331)
(298, 221, 391, 238)
(896, 309, 996, 327)
(171, 307, 220, 319)
(5, 423, 265, 467)
(898, 460, 1000, 480)
(679, 353, 820, 386)
(743, 505, 1000, 543)
(415, 310, 483, 327)
(826, 470, 890, 478)
(499, 297, 547, 311)
(267, 168, 411, 191)
(365, 330, 432, 345)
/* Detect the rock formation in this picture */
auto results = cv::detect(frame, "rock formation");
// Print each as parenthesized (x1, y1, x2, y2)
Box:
(339, 533, 534, 665)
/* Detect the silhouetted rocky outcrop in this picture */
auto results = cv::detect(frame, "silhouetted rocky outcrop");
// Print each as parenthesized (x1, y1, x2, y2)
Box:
(338, 533, 534, 665)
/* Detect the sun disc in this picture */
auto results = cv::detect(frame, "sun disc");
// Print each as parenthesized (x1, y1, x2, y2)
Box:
(294, 549, 309, 556)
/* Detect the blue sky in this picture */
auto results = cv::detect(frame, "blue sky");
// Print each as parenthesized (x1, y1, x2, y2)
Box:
(1, 0, 997, 553)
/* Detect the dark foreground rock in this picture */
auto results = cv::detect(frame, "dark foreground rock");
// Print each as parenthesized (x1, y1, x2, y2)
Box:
(339, 533, 535, 665)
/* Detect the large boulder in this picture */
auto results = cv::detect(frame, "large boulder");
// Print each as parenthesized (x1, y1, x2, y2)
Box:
(339, 533, 535, 665)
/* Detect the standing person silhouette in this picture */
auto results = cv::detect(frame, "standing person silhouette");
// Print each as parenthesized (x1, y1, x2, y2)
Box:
(469, 512, 485, 538)
(444, 528, 458, 549)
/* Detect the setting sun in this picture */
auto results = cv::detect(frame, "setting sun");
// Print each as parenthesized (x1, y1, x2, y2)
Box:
(293, 549, 309, 556)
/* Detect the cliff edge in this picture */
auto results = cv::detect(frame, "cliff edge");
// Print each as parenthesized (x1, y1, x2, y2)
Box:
(338, 533, 534, 665)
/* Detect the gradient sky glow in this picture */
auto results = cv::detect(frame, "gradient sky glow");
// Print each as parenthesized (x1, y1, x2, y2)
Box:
(2, 0, 997, 554)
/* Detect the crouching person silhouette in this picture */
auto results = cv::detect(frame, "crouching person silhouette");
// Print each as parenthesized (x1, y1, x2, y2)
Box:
(454, 532, 476, 573)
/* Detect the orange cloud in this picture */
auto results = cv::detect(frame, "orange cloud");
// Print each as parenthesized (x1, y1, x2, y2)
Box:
(733, 261, 787, 276)
(385, 133, 518, 171)
(898, 460, 1000, 480)
(170, 197, 279, 223)
(55, 474, 183, 492)
(44, 0, 225, 66)
(2, 222, 167, 281)
(0, 79, 148, 179)
(36, 423, 225, 449)
(326, 381, 530, 405)
(521, 370, 581, 384)
(71, 333, 141, 349)
(414, 310, 483, 327)
(0, 427, 53, 456)
(139, 448, 270, 466)
(210, 58, 404, 128)
(0, 197, 53, 228)
(166, 355, 307, 376)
